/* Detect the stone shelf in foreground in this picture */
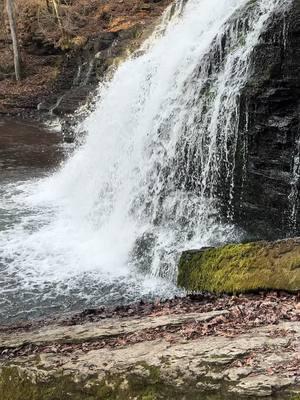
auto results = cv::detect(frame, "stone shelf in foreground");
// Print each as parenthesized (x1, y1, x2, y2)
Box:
(0, 294, 299, 400)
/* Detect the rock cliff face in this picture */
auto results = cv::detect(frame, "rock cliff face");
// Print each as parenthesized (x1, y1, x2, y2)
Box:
(233, 0, 300, 239)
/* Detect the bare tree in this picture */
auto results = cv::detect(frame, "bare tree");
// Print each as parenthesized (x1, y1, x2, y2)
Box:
(47, 0, 64, 36)
(6, 0, 21, 81)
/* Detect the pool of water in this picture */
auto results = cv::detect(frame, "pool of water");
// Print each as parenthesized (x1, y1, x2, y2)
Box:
(0, 119, 180, 324)
(0, 119, 64, 178)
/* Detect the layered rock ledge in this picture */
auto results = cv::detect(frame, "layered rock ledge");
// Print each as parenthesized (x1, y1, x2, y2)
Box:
(0, 293, 299, 399)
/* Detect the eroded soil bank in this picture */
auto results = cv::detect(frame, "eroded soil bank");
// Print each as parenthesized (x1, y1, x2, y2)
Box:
(1, 292, 299, 399)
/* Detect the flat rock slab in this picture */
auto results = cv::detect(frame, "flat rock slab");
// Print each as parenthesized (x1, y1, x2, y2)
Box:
(0, 310, 227, 348)
(0, 307, 299, 399)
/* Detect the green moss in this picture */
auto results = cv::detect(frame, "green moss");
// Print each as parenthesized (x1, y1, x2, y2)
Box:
(0, 364, 217, 400)
(0, 367, 95, 400)
(1, 364, 298, 400)
(289, 394, 300, 400)
(177, 240, 300, 293)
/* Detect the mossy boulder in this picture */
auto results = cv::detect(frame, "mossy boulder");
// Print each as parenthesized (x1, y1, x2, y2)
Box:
(177, 238, 300, 293)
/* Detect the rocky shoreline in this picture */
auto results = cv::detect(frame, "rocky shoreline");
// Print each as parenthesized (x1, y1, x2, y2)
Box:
(0, 292, 299, 399)
(1, 238, 300, 399)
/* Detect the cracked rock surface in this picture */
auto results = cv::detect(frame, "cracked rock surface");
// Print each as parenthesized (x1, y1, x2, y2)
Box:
(0, 294, 299, 399)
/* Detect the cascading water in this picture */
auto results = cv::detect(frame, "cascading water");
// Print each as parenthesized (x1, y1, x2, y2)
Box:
(289, 137, 300, 235)
(0, 0, 291, 322)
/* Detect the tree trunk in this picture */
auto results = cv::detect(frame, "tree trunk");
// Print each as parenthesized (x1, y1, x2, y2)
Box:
(51, 0, 64, 35)
(6, 0, 21, 81)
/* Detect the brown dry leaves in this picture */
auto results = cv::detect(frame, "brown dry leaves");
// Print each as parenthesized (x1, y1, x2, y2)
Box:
(1, 292, 299, 361)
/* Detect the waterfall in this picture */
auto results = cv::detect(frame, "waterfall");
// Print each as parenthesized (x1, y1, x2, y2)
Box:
(289, 137, 300, 234)
(0, 0, 291, 321)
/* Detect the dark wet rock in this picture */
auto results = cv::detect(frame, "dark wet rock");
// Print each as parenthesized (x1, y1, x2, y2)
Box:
(233, 0, 300, 239)
(32, 24, 154, 117)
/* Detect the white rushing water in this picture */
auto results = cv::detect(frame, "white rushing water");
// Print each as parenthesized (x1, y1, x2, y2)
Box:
(0, 0, 291, 321)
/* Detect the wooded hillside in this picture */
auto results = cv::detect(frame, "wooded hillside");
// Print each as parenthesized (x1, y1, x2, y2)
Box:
(0, 0, 172, 115)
